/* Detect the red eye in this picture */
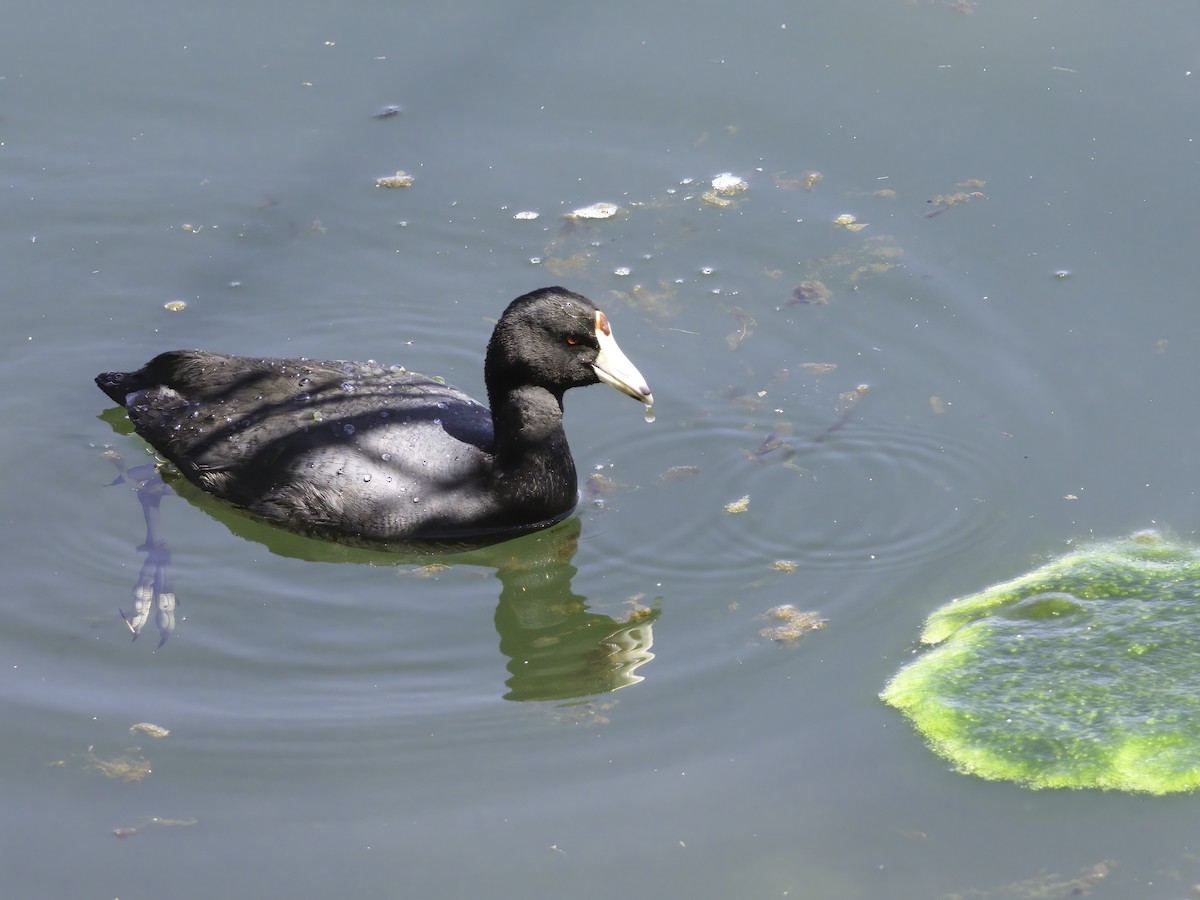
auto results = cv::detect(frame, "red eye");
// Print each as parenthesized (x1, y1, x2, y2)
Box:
(566, 338, 577, 346)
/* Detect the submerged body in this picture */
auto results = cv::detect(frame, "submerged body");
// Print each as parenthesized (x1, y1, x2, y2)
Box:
(96, 287, 652, 542)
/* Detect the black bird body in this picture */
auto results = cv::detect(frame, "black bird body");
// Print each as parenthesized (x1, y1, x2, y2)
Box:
(96, 287, 652, 542)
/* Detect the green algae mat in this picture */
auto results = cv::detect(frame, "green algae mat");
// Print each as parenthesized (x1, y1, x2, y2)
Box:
(881, 532, 1200, 794)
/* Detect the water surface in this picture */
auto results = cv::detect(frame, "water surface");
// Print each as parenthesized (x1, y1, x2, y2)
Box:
(4, 0, 1200, 897)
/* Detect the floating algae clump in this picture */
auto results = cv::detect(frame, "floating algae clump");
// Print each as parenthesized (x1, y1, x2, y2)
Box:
(881, 532, 1200, 794)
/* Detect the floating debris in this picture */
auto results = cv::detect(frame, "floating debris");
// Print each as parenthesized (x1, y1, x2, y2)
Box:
(375, 171, 414, 188)
(725, 306, 756, 349)
(163, 300, 187, 313)
(402, 563, 451, 578)
(610, 282, 682, 322)
(724, 494, 751, 514)
(771, 560, 799, 573)
(773, 170, 823, 192)
(129, 722, 170, 738)
(512, 210, 540, 220)
(540, 254, 590, 277)
(86, 750, 152, 783)
(805, 385, 869, 446)
(759, 604, 827, 642)
(924, 181, 986, 217)
(798, 362, 838, 375)
(372, 105, 403, 119)
(833, 213, 868, 232)
(838, 384, 871, 407)
(658, 465, 701, 483)
(803, 233, 903, 288)
(566, 202, 620, 220)
(149, 816, 198, 827)
(623, 594, 656, 624)
(701, 172, 749, 207)
(710, 172, 749, 195)
(847, 243, 904, 283)
(112, 816, 198, 839)
(743, 432, 797, 465)
(584, 472, 627, 499)
(788, 280, 831, 305)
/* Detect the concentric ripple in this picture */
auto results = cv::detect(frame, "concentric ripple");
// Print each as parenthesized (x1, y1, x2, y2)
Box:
(582, 409, 1018, 584)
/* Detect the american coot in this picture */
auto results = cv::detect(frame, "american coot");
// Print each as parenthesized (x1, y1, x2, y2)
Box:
(96, 286, 653, 542)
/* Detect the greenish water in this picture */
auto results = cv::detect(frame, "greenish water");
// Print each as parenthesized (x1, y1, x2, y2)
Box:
(3, 0, 1200, 897)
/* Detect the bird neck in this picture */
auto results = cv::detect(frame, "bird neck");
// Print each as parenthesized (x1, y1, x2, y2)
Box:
(488, 385, 578, 513)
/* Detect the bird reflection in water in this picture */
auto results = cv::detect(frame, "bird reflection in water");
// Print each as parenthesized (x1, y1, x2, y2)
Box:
(99, 449, 659, 702)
